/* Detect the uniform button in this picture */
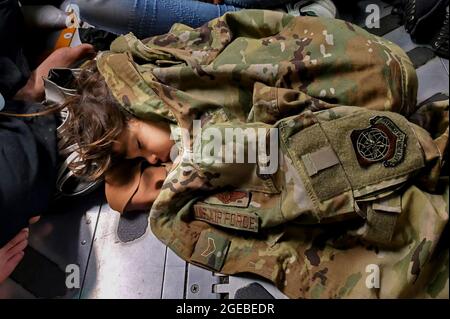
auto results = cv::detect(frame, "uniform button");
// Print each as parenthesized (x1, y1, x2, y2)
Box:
(0, 92, 4, 111)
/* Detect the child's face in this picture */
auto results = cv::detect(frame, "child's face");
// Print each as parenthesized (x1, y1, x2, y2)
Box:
(112, 118, 174, 164)
(110, 118, 173, 211)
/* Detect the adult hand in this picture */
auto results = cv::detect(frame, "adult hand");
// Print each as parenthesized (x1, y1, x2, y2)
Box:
(13, 44, 96, 102)
(0, 228, 28, 284)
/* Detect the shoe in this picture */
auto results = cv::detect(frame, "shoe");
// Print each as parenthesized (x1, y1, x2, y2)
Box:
(284, 0, 337, 18)
(404, 0, 449, 43)
(431, 6, 449, 58)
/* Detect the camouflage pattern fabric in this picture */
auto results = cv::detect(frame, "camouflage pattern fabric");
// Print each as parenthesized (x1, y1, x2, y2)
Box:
(96, 10, 448, 298)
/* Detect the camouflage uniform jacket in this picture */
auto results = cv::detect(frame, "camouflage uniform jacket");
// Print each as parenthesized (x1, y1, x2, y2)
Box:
(97, 10, 449, 298)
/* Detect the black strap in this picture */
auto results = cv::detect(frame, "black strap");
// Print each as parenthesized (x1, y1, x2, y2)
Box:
(10, 246, 67, 298)
(406, 46, 436, 68)
(418, 92, 450, 107)
(365, 13, 404, 36)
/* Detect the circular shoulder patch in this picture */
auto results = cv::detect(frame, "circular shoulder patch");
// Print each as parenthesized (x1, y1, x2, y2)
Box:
(351, 116, 407, 167)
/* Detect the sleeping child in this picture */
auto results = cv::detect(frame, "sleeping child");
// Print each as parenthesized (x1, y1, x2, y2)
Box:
(45, 10, 448, 298)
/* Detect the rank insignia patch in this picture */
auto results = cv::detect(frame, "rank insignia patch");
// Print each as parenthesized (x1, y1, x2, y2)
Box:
(351, 116, 407, 167)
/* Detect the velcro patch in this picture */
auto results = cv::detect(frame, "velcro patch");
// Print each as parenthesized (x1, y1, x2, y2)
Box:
(191, 230, 231, 271)
(203, 191, 250, 207)
(193, 203, 259, 233)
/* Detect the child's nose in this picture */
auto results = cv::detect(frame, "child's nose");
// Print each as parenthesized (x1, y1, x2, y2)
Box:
(145, 153, 159, 165)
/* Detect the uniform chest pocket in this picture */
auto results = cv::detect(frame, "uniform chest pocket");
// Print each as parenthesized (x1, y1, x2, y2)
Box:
(279, 111, 426, 219)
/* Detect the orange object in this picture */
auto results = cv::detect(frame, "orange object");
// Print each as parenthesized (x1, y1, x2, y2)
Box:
(54, 27, 76, 50)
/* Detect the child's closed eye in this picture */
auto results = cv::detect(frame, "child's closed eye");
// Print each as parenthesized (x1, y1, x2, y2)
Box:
(136, 139, 142, 150)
